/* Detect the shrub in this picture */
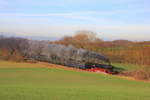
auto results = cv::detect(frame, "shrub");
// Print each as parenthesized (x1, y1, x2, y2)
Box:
(120, 65, 150, 80)
(0, 48, 10, 60)
(134, 66, 150, 80)
(9, 50, 24, 62)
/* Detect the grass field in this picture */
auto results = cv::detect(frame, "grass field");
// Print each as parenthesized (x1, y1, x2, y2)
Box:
(112, 63, 141, 71)
(0, 61, 150, 100)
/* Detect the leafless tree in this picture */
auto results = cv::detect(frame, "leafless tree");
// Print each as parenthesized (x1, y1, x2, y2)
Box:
(0, 36, 110, 68)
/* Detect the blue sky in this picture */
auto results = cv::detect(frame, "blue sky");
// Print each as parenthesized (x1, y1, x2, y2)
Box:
(0, 0, 150, 41)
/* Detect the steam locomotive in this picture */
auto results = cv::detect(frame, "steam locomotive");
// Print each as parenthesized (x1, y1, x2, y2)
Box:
(83, 62, 118, 74)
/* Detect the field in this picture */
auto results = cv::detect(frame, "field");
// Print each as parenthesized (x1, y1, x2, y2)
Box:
(112, 63, 142, 71)
(0, 61, 150, 100)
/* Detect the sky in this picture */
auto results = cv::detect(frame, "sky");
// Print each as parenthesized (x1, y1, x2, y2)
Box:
(0, 0, 150, 41)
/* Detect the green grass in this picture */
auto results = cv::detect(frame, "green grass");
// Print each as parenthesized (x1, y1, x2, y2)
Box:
(0, 61, 150, 100)
(112, 63, 144, 71)
(0, 60, 43, 68)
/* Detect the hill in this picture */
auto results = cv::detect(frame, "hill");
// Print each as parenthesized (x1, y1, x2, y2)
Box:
(0, 61, 150, 100)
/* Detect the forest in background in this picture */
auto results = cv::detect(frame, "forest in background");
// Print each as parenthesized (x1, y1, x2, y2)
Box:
(54, 30, 150, 65)
(0, 31, 150, 66)
(0, 31, 150, 80)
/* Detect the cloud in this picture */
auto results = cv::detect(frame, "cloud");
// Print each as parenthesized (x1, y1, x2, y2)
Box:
(0, 12, 94, 20)
(0, 11, 124, 26)
(0, 0, 144, 12)
(0, 8, 150, 26)
(0, 0, 150, 41)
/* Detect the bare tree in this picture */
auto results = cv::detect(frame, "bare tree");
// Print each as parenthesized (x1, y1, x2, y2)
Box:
(0, 36, 110, 67)
(0, 36, 29, 60)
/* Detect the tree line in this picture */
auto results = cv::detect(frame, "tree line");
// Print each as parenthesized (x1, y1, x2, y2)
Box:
(54, 30, 150, 65)
(0, 35, 110, 68)
(0, 31, 150, 80)
(1, 31, 149, 66)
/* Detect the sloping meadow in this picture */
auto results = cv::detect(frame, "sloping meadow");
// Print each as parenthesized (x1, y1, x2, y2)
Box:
(0, 61, 150, 100)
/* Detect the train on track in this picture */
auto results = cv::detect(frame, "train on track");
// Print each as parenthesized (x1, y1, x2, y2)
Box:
(83, 62, 118, 74)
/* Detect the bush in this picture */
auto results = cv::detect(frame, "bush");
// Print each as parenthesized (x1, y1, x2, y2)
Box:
(0, 48, 11, 60)
(120, 65, 150, 80)
(134, 66, 150, 80)
(9, 50, 24, 62)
